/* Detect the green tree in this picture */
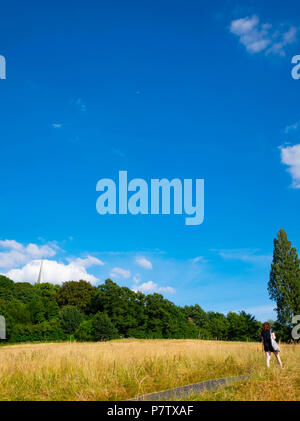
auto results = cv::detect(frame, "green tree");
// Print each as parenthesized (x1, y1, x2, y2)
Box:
(0, 275, 15, 301)
(59, 305, 83, 334)
(92, 312, 118, 341)
(268, 229, 300, 326)
(33, 283, 60, 320)
(75, 319, 94, 341)
(144, 293, 170, 338)
(0, 298, 31, 340)
(227, 311, 260, 341)
(34, 282, 60, 299)
(91, 279, 148, 336)
(183, 304, 208, 328)
(205, 312, 229, 340)
(27, 298, 46, 324)
(56, 280, 95, 312)
(14, 282, 38, 304)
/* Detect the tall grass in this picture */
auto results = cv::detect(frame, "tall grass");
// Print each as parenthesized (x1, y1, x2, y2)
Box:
(0, 339, 299, 400)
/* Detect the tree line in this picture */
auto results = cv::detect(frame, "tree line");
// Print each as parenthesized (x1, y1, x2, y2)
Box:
(0, 228, 299, 344)
(0, 276, 262, 343)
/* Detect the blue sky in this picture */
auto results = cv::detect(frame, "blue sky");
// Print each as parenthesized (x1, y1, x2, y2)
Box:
(1, 0, 300, 321)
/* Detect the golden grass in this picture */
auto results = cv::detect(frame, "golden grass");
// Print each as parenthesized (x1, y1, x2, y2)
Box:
(0, 339, 299, 401)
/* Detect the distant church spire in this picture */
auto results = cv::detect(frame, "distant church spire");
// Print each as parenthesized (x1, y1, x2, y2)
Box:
(37, 260, 43, 284)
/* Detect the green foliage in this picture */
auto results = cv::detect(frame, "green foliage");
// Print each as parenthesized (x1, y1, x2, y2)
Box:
(272, 320, 291, 342)
(10, 320, 66, 343)
(0, 275, 15, 301)
(14, 282, 38, 303)
(27, 298, 46, 324)
(183, 304, 208, 327)
(90, 279, 147, 335)
(59, 305, 83, 334)
(144, 293, 199, 339)
(56, 280, 95, 312)
(205, 312, 230, 340)
(75, 319, 94, 342)
(0, 276, 264, 343)
(183, 305, 212, 339)
(0, 298, 32, 339)
(34, 283, 60, 299)
(227, 311, 261, 341)
(92, 312, 118, 341)
(268, 229, 300, 327)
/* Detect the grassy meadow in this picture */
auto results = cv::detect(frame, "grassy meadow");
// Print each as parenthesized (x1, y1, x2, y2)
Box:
(0, 339, 299, 401)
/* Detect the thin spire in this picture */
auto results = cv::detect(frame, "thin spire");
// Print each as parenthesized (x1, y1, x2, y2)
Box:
(37, 260, 43, 284)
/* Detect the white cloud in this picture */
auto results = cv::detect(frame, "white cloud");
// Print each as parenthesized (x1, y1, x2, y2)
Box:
(68, 256, 104, 268)
(5, 258, 100, 285)
(135, 256, 153, 270)
(230, 16, 271, 53)
(0, 240, 23, 251)
(133, 280, 175, 294)
(230, 15, 298, 56)
(280, 144, 300, 188)
(52, 123, 62, 129)
(110, 267, 131, 279)
(217, 249, 271, 265)
(0, 240, 56, 269)
(0, 239, 104, 285)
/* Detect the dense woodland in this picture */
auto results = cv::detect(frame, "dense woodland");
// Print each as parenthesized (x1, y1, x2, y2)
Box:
(0, 276, 263, 343)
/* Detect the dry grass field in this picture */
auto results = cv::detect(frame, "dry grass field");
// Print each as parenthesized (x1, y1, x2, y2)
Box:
(0, 339, 299, 401)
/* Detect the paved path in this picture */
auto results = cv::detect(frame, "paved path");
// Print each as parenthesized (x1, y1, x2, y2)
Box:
(128, 375, 249, 401)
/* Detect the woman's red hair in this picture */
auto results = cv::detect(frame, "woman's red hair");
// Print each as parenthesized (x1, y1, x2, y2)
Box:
(261, 322, 271, 334)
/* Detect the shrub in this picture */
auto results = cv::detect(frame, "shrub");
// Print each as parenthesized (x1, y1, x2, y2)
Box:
(10, 320, 66, 343)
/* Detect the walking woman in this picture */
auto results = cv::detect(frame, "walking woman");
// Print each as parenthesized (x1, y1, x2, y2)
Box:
(261, 322, 283, 368)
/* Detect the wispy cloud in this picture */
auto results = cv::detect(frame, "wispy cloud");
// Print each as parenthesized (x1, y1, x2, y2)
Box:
(132, 280, 175, 294)
(135, 256, 153, 270)
(67, 256, 104, 268)
(110, 267, 131, 279)
(280, 144, 300, 188)
(284, 121, 300, 134)
(216, 248, 271, 265)
(230, 15, 298, 56)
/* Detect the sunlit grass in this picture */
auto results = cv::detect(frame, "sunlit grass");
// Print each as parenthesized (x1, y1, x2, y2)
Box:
(0, 339, 299, 400)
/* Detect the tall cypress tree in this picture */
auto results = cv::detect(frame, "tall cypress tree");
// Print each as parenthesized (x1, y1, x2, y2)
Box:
(268, 229, 300, 326)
